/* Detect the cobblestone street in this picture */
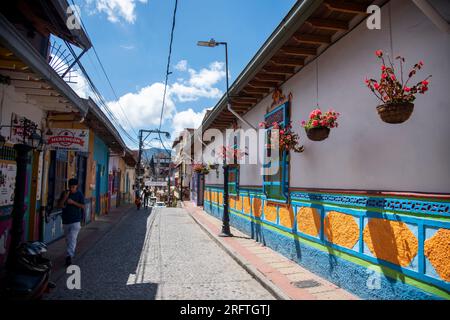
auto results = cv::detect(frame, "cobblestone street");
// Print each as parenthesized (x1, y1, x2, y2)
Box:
(45, 207, 275, 300)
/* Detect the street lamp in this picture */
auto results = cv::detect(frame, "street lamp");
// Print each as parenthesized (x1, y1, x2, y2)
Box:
(197, 38, 232, 237)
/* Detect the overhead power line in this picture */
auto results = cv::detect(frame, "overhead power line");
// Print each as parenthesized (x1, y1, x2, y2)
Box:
(158, 0, 178, 131)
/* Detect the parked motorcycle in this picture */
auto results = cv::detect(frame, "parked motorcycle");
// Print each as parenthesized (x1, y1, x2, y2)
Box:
(0, 241, 55, 300)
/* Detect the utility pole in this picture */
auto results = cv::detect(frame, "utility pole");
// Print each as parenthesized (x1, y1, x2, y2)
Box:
(135, 129, 171, 201)
(136, 130, 143, 197)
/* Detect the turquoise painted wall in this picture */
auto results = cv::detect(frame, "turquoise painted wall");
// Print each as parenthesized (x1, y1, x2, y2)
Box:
(93, 135, 109, 195)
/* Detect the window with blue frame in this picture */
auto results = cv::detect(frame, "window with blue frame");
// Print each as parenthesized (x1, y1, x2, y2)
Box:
(228, 130, 239, 196)
(263, 101, 290, 203)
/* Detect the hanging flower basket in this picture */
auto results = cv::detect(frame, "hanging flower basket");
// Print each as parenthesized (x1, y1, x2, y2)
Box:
(366, 50, 430, 124)
(376, 102, 414, 124)
(305, 127, 330, 141)
(302, 108, 339, 142)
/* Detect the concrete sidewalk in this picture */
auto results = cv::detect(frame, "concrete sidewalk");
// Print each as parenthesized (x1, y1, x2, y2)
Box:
(183, 201, 358, 300)
(45, 204, 136, 284)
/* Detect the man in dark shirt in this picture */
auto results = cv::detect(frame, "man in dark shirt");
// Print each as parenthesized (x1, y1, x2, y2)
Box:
(57, 178, 85, 267)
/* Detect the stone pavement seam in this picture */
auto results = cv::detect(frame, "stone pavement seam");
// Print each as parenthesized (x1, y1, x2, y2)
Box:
(182, 202, 290, 301)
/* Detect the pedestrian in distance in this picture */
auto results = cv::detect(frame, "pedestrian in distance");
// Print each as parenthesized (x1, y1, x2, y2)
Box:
(57, 178, 85, 267)
(135, 191, 142, 210)
(143, 187, 150, 208)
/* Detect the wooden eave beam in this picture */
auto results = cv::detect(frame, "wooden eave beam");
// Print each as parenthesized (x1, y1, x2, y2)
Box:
(263, 65, 295, 75)
(281, 46, 317, 56)
(254, 73, 286, 82)
(242, 87, 270, 94)
(248, 80, 280, 88)
(307, 18, 349, 31)
(293, 33, 332, 44)
(271, 56, 305, 67)
(324, 0, 369, 14)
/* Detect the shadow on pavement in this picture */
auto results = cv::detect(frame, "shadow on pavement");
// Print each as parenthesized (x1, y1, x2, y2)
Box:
(45, 208, 158, 300)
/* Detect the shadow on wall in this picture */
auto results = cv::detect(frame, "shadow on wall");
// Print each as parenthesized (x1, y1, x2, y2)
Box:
(364, 197, 415, 285)
(46, 209, 158, 300)
(251, 197, 265, 245)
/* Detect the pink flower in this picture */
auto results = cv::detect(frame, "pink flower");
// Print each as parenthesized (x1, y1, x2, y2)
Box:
(381, 73, 387, 80)
(404, 86, 411, 92)
(280, 130, 285, 135)
(422, 80, 429, 86)
(375, 50, 383, 57)
(374, 83, 380, 90)
(301, 120, 306, 126)
(320, 120, 327, 126)
(381, 65, 387, 71)
(258, 122, 266, 128)
(390, 74, 396, 81)
(312, 120, 319, 127)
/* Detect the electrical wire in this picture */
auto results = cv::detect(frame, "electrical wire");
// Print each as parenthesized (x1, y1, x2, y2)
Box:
(69, 0, 139, 140)
(158, 0, 178, 131)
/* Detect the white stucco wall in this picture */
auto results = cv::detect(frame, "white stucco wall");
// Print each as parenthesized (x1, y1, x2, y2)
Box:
(0, 84, 45, 141)
(235, 0, 450, 193)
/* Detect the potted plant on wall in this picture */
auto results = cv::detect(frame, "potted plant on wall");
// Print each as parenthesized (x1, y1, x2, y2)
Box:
(301, 108, 340, 141)
(192, 163, 209, 175)
(366, 50, 431, 124)
(259, 121, 304, 153)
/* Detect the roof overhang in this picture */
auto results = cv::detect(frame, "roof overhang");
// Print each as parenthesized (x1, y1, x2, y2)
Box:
(202, 0, 387, 131)
(0, 12, 88, 115)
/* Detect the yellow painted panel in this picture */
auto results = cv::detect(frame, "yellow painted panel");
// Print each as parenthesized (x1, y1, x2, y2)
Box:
(297, 207, 321, 237)
(243, 196, 251, 214)
(264, 202, 277, 223)
(253, 198, 262, 218)
(279, 205, 294, 229)
(363, 218, 418, 267)
(324, 211, 359, 249)
(425, 228, 450, 281)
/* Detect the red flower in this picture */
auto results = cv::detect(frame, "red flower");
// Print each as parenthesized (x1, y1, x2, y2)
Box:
(381, 65, 387, 71)
(422, 80, 429, 86)
(258, 122, 266, 128)
(375, 50, 383, 57)
(404, 86, 411, 92)
(312, 120, 319, 127)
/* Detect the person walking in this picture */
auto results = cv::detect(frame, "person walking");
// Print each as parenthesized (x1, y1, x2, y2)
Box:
(143, 187, 150, 208)
(57, 178, 85, 267)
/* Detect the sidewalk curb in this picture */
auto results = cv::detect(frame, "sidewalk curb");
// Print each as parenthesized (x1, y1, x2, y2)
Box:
(50, 205, 137, 284)
(182, 203, 291, 301)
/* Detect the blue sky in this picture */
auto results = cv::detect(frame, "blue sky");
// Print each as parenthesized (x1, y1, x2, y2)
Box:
(70, 0, 297, 149)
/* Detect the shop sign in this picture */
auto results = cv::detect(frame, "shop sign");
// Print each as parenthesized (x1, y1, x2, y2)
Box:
(46, 128, 89, 152)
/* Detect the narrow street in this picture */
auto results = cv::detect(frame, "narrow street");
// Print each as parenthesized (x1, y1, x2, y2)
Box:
(46, 207, 275, 300)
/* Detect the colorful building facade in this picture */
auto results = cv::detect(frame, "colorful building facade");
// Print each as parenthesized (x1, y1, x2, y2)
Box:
(198, 0, 450, 299)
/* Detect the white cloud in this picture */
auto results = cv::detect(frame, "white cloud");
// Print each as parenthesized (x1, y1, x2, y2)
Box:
(172, 108, 208, 137)
(86, 0, 148, 24)
(170, 61, 225, 102)
(174, 60, 188, 72)
(188, 61, 225, 88)
(104, 60, 224, 146)
(107, 82, 175, 129)
(120, 44, 135, 50)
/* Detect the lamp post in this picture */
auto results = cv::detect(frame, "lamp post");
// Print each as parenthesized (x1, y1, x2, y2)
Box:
(0, 120, 45, 270)
(197, 39, 232, 237)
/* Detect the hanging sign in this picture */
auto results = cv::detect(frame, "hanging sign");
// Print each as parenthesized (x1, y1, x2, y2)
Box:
(45, 128, 89, 152)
